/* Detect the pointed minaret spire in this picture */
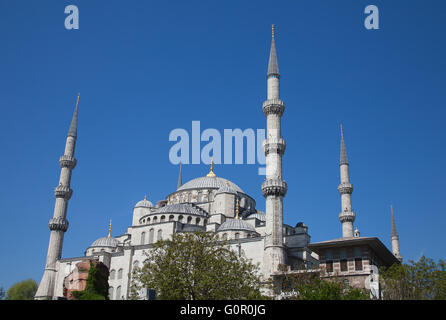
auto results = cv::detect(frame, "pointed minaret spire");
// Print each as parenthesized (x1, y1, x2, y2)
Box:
(267, 25, 280, 78)
(391, 205, 402, 262)
(337, 125, 355, 238)
(340, 124, 348, 165)
(36, 94, 79, 299)
(68, 93, 80, 138)
(177, 163, 182, 189)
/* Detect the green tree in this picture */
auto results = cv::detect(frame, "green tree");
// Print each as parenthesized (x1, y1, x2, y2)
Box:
(380, 255, 446, 300)
(6, 279, 37, 300)
(0, 286, 5, 300)
(72, 261, 109, 300)
(271, 266, 369, 300)
(130, 231, 265, 300)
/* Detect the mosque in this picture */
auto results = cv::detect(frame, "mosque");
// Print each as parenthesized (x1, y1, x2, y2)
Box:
(35, 27, 402, 300)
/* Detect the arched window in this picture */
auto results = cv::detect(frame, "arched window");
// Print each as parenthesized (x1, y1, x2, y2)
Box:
(153, 216, 158, 223)
(117, 268, 123, 279)
(109, 269, 116, 280)
(169, 215, 174, 221)
(235, 232, 240, 240)
(160, 215, 166, 222)
(196, 217, 200, 225)
(222, 233, 227, 240)
(178, 215, 184, 223)
(187, 216, 192, 224)
(149, 228, 154, 243)
(157, 229, 163, 241)
(116, 286, 121, 300)
(133, 260, 140, 269)
(141, 232, 146, 245)
(147, 217, 151, 224)
(109, 287, 114, 300)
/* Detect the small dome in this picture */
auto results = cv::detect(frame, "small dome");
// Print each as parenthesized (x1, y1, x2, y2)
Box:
(245, 212, 266, 222)
(90, 236, 119, 248)
(217, 219, 256, 233)
(135, 196, 154, 208)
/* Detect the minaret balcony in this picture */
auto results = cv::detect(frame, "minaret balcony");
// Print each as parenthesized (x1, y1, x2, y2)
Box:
(48, 217, 69, 232)
(339, 210, 356, 223)
(262, 179, 287, 197)
(263, 138, 286, 156)
(59, 155, 77, 169)
(337, 183, 353, 195)
(54, 184, 73, 199)
(262, 99, 285, 116)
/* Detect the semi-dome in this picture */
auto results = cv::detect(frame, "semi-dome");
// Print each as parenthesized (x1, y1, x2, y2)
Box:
(152, 203, 208, 217)
(90, 236, 119, 248)
(217, 219, 257, 233)
(245, 211, 266, 222)
(177, 176, 243, 193)
(134, 195, 154, 208)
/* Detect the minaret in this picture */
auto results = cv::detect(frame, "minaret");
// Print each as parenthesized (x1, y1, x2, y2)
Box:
(35, 94, 80, 300)
(262, 25, 287, 277)
(391, 205, 402, 261)
(337, 125, 356, 238)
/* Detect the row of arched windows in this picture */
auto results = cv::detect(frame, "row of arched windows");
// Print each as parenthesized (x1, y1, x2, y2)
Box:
(140, 229, 162, 245)
(140, 215, 207, 226)
(216, 232, 258, 240)
(109, 268, 123, 280)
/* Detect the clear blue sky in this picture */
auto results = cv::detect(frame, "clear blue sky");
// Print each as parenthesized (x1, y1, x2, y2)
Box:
(0, 0, 445, 290)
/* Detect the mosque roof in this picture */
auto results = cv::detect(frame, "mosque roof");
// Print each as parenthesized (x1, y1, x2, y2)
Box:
(217, 219, 257, 233)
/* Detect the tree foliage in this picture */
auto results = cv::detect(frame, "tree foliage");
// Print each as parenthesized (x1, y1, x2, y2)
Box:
(72, 261, 109, 300)
(380, 255, 446, 300)
(272, 266, 369, 300)
(130, 231, 264, 300)
(6, 279, 37, 300)
(0, 286, 5, 300)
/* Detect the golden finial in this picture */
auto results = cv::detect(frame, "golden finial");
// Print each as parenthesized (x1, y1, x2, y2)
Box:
(76, 93, 80, 107)
(107, 219, 112, 238)
(235, 199, 239, 219)
(206, 158, 216, 177)
(272, 24, 275, 39)
(144, 193, 147, 201)
(340, 124, 344, 140)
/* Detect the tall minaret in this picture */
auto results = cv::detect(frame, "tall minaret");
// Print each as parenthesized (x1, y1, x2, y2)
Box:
(337, 125, 356, 238)
(35, 95, 80, 300)
(391, 205, 402, 261)
(262, 25, 287, 277)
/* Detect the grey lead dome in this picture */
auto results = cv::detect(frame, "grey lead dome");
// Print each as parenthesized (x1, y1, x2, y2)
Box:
(177, 176, 244, 193)
(90, 236, 119, 248)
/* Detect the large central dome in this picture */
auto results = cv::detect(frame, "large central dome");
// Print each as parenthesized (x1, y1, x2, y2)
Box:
(177, 176, 244, 193)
